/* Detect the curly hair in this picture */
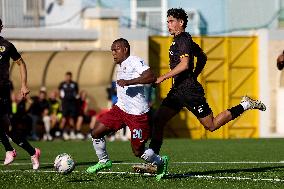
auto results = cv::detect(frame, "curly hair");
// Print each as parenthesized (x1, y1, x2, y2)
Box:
(113, 38, 130, 54)
(167, 8, 188, 29)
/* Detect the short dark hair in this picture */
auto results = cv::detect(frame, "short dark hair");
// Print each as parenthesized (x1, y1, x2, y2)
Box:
(113, 38, 130, 54)
(66, 71, 72, 76)
(167, 8, 188, 29)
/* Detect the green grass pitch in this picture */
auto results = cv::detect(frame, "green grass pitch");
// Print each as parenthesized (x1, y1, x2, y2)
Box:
(1, 138, 284, 188)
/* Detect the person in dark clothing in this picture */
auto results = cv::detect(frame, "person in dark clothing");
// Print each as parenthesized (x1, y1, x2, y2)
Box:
(148, 8, 267, 154)
(133, 8, 267, 174)
(27, 89, 50, 140)
(58, 71, 79, 140)
(0, 19, 40, 169)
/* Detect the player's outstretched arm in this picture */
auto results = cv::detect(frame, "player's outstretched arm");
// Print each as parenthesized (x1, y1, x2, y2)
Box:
(117, 68, 156, 87)
(156, 56, 189, 84)
(16, 58, 30, 98)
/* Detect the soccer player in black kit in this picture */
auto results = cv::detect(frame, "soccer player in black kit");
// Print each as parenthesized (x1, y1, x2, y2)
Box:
(133, 8, 266, 173)
(0, 19, 40, 169)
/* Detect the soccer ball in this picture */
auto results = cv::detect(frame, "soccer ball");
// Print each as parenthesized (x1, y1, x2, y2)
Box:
(54, 153, 75, 174)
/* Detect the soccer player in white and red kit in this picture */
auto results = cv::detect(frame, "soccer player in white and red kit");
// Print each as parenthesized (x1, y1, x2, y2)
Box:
(86, 38, 168, 180)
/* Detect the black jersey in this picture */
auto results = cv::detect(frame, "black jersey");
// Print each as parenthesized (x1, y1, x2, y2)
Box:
(168, 32, 205, 96)
(169, 32, 204, 86)
(169, 32, 194, 82)
(0, 37, 21, 86)
(58, 81, 78, 101)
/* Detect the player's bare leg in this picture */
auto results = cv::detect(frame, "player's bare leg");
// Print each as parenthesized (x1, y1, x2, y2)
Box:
(199, 96, 266, 132)
(133, 96, 266, 174)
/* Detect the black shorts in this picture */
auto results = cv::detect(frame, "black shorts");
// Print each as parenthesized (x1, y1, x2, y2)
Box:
(0, 85, 11, 116)
(62, 100, 78, 118)
(161, 79, 212, 118)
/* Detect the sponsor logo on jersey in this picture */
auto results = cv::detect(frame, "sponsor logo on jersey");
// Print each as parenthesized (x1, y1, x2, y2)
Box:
(0, 46, 5, 52)
(197, 105, 204, 113)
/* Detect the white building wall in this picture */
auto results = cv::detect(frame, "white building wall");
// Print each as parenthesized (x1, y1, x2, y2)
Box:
(45, 0, 83, 28)
(227, 0, 279, 31)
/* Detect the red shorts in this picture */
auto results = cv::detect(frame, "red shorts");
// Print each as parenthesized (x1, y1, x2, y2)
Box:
(97, 105, 150, 151)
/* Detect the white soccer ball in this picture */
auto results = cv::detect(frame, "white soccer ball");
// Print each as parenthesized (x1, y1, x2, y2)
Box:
(54, 153, 75, 174)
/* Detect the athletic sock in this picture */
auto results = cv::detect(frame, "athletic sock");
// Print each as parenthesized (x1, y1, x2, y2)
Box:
(92, 137, 109, 163)
(240, 101, 250, 111)
(0, 116, 14, 151)
(228, 104, 245, 120)
(0, 133, 14, 151)
(149, 139, 163, 155)
(140, 148, 163, 166)
(10, 131, 35, 156)
(18, 140, 36, 156)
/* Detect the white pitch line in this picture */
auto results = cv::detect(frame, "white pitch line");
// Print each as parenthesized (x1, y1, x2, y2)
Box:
(173, 161, 284, 164)
(1, 161, 284, 166)
(0, 163, 52, 166)
(0, 170, 283, 182)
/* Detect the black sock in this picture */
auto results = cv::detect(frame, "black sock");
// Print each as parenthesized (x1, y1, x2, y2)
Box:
(0, 116, 14, 151)
(10, 132, 35, 156)
(18, 140, 36, 156)
(0, 132, 14, 151)
(228, 104, 245, 120)
(149, 139, 163, 155)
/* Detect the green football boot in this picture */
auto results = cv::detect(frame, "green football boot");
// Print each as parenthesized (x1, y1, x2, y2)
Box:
(86, 160, 112, 173)
(156, 156, 169, 181)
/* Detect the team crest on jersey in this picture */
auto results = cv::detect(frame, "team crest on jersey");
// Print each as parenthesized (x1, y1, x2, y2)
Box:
(0, 46, 5, 52)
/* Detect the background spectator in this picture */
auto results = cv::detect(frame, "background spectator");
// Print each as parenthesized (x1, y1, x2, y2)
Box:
(27, 88, 49, 141)
(75, 90, 90, 139)
(48, 90, 62, 139)
(58, 71, 79, 140)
